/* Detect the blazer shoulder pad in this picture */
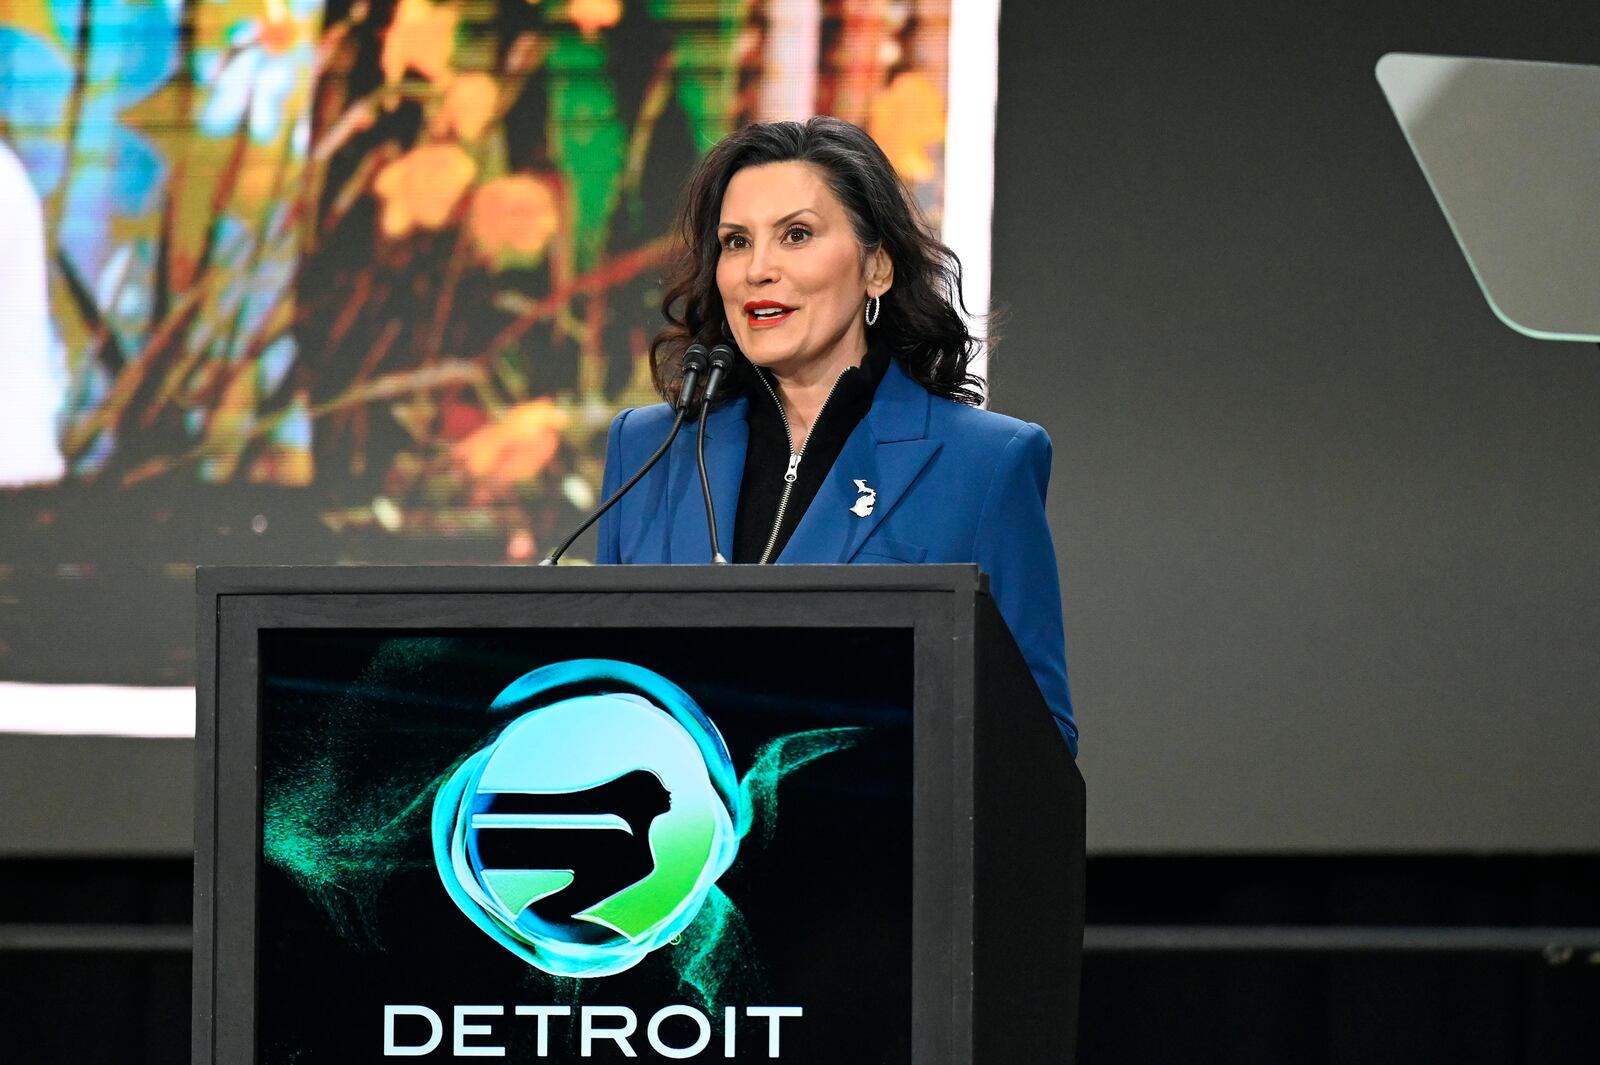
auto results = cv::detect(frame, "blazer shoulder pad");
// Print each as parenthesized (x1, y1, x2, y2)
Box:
(612, 401, 676, 438)
(928, 397, 1048, 451)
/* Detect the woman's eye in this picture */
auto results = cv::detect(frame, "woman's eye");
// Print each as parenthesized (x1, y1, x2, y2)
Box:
(784, 226, 811, 244)
(720, 233, 748, 250)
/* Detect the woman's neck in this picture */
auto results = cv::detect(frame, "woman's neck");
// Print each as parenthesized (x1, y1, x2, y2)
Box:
(770, 350, 863, 450)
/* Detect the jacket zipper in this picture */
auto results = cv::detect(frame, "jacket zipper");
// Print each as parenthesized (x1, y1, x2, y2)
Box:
(755, 370, 849, 564)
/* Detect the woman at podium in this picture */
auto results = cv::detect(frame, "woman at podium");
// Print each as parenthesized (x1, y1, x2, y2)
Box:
(596, 116, 1075, 753)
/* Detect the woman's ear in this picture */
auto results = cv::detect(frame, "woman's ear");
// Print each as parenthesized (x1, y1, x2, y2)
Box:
(865, 246, 894, 298)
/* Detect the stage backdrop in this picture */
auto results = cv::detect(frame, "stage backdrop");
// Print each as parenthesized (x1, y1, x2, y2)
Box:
(0, 0, 989, 709)
(989, 0, 1600, 852)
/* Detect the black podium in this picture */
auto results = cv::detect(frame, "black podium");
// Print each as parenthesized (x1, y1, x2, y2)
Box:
(193, 565, 1084, 1064)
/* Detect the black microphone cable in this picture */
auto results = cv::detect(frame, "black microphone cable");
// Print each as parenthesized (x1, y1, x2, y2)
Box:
(541, 344, 710, 565)
(695, 343, 738, 564)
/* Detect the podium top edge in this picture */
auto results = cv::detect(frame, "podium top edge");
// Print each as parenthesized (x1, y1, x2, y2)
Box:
(195, 563, 987, 598)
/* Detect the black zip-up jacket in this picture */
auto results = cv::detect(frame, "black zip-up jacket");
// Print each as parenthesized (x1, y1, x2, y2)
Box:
(731, 344, 891, 563)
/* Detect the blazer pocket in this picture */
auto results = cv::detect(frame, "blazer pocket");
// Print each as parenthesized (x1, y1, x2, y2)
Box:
(856, 536, 928, 564)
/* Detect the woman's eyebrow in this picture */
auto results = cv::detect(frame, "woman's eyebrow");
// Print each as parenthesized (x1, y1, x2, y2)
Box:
(717, 208, 819, 231)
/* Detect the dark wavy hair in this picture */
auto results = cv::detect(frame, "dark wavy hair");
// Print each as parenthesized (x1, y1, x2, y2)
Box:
(650, 116, 988, 407)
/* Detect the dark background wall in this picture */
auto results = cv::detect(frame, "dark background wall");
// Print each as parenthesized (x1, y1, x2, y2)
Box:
(990, 0, 1600, 851)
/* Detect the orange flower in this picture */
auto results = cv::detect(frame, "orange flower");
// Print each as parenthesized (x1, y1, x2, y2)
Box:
(566, 0, 621, 38)
(249, 444, 314, 486)
(866, 72, 945, 182)
(382, 0, 458, 85)
(374, 143, 477, 237)
(235, 152, 283, 206)
(436, 72, 499, 141)
(506, 528, 536, 561)
(468, 175, 561, 265)
(453, 399, 570, 484)
(259, 10, 300, 54)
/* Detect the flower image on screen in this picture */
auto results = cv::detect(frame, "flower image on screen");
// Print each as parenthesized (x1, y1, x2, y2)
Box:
(0, 1, 994, 730)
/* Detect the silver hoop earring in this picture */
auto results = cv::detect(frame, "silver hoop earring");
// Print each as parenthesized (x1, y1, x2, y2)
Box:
(864, 294, 881, 326)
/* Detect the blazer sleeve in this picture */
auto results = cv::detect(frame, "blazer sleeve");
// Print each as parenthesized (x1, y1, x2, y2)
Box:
(595, 408, 631, 565)
(973, 422, 1077, 754)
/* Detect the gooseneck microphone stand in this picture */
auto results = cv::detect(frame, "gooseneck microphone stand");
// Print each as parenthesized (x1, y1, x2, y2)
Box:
(695, 344, 738, 565)
(541, 344, 710, 565)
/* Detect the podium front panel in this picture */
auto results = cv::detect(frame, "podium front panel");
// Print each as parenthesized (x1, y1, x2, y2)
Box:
(258, 625, 912, 1062)
(196, 569, 990, 1065)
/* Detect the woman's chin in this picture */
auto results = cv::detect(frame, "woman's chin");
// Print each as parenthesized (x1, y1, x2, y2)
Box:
(738, 341, 799, 371)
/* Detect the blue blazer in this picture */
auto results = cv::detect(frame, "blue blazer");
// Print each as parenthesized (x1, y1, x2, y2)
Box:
(597, 357, 1076, 753)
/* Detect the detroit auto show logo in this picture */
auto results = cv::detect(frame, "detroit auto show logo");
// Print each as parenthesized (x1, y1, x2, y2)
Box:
(432, 659, 741, 979)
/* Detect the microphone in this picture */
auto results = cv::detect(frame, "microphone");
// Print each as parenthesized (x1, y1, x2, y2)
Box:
(675, 343, 712, 410)
(702, 343, 737, 407)
(541, 344, 709, 565)
(695, 344, 738, 564)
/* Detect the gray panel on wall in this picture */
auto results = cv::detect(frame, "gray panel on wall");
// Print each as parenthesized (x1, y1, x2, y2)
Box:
(0, 735, 193, 855)
(991, 0, 1600, 850)
(1377, 53, 1600, 341)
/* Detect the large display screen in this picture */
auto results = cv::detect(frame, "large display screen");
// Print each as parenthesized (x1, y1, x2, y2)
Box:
(257, 626, 914, 1062)
(0, 0, 990, 726)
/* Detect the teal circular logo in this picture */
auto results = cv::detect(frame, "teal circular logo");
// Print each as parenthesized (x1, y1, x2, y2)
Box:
(432, 660, 740, 978)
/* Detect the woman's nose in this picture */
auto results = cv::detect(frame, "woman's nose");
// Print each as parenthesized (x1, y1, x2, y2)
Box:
(745, 240, 779, 285)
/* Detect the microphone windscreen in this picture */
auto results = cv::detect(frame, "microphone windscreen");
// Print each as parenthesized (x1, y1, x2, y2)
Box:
(681, 343, 710, 373)
(676, 343, 710, 409)
(701, 344, 737, 407)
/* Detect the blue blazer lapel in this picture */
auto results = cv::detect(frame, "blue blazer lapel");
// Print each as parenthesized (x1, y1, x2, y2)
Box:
(781, 359, 941, 563)
(668, 398, 748, 563)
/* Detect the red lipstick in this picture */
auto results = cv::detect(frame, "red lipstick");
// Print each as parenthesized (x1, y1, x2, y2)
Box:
(744, 300, 796, 328)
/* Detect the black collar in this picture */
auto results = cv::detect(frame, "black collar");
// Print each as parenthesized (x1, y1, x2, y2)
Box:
(731, 343, 892, 562)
